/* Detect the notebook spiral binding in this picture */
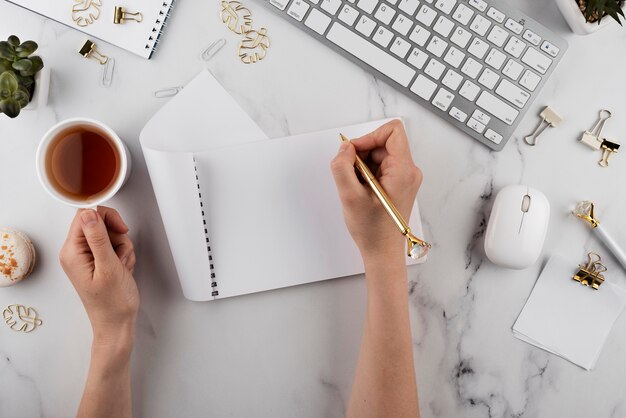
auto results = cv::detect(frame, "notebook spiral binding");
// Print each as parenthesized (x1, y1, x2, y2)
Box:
(193, 157, 219, 297)
(144, 0, 176, 58)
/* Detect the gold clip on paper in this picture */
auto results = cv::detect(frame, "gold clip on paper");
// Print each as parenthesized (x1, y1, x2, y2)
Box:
(79, 40, 109, 64)
(238, 28, 270, 64)
(72, 0, 103, 27)
(220, 1, 253, 34)
(573, 252, 607, 290)
(599, 139, 620, 167)
(3, 304, 43, 333)
(113, 6, 143, 24)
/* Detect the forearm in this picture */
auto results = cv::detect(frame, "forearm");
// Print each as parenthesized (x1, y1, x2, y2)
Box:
(77, 328, 134, 418)
(347, 253, 419, 418)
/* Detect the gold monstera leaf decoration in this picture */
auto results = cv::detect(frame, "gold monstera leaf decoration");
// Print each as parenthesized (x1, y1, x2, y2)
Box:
(220, 1, 253, 35)
(72, 0, 102, 27)
(3, 304, 43, 333)
(238, 28, 270, 64)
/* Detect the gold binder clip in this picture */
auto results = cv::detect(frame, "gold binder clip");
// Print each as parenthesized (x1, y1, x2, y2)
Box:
(598, 139, 620, 167)
(573, 252, 607, 290)
(79, 40, 109, 64)
(113, 6, 143, 24)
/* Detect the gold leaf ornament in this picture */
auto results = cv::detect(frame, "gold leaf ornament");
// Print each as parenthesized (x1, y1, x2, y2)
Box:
(72, 0, 103, 27)
(220, 1, 253, 34)
(3, 304, 43, 333)
(238, 28, 270, 64)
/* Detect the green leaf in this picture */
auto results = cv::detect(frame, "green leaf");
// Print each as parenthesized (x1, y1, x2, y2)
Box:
(12, 59, 32, 72)
(16, 74, 34, 88)
(20, 55, 43, 76)
(13, 85, 29, 107)
(7, 35, 20, 47)
(0, 71, 18, 93)
(0, 98, 21, 118)
(0, 88, 10, 100)
(0, 60, 12, 73)
(15, 41, 38, 57)
(0, 41, 15, 61)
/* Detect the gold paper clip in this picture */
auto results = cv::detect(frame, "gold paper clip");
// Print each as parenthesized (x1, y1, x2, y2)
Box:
(113, 6, 143, 24)
(79, 40, 109, 64)
(3, 304, 43, 333)
(573, 252, 607, 290)
(599, 139, 620, 167)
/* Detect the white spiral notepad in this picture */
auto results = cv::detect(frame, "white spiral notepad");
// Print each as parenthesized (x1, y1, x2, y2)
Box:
(6, 0, 176, 59)
(140, 71, 426, 301)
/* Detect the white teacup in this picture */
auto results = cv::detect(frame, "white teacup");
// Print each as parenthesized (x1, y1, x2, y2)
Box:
(36, 118, 131, 208)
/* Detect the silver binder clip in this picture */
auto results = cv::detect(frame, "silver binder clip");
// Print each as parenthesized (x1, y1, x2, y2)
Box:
(580, 109, 612, 150)
(200, 39, 226, 61)
(524, 106, 562, 146)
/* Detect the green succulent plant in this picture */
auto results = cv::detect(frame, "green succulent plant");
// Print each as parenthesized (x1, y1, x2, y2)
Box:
(0, 35, 44, 118)
(579, 0, 625, 24)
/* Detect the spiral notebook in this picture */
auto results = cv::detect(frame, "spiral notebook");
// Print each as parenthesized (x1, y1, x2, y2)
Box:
(140, 71, 426, 301)
(5, 0, 176, 59)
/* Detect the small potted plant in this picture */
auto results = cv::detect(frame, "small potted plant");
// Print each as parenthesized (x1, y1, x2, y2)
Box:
(0, 35, 49, 119)
(556, 0, 625, 35)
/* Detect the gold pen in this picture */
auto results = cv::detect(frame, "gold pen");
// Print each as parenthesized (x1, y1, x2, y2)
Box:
(339, 134, 431, 259)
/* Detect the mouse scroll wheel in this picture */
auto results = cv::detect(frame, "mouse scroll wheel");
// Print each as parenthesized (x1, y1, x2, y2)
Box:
(521, 195, 531, 213)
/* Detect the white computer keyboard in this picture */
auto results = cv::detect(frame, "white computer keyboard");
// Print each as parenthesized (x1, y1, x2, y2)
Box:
(257, 0, 567, 150)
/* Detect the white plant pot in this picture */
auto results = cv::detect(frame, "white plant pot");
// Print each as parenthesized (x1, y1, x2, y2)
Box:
(23, 64, 50, 111)
(555, 0, 619, 34)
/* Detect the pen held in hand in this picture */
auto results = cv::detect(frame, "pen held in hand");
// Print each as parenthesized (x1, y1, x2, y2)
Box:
(339, 133, 431, 259)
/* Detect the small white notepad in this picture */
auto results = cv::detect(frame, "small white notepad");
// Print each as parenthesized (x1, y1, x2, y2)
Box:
(513, 254, 626, 370)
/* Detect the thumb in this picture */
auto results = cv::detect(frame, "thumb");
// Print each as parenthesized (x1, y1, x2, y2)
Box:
(80, 210, 118, 266)
(330, 141, 364, 202)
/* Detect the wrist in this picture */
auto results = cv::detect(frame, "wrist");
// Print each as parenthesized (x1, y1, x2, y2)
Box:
(91, 321, 135, 360)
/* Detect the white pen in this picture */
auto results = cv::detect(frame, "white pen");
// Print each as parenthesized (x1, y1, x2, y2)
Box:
(573, 200, 626, 272)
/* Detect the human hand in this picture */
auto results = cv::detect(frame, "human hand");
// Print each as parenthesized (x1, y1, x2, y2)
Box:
(59, 206, 138, 350)
(331, 120, 422, 262)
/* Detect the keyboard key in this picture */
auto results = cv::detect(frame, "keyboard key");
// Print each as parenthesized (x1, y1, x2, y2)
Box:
(484, 128, 503, 144)
(521, 47, 552, 74)
(426, 35, 448, 57)
(417, 5, 437, 26)
(541, 40, 559, 57)
(461, 57, 482, 79)
(478, 68, 499, 89)
(469, 15, 491, 37)
(449, 106, 467, 122)
(424, 58, 446, 80)
(504, 37, 526, 58)
(270, 0, 289, 10)
(476, 91, 519, 125)
(432, 88, 455, 110)
(408, 47, 429, 68)
(410, 74, 438, 99)
(305, 9, 332, 34)
(373, 26, 395, 47)
(452, 3, 473, 25)
(487, 26, 508, 47)
(472, 109, 490, 125)
(467, 117, 486, 133)
(387, 0, 399, 5)
(468, 0, 487, 12)
(496, 79, 530, 108)
(502, 59, 523, 80)
(486, 7, 505, 23)
(484, 48, 506, 70)
(392, 14, 414, 35)
(505, 18, 523, 34)
(433, 16, 455, 37)
(288, 0, 310, 21)
(468, 37, 489, 59)
(321, 0, 342, 14)
(375, 3, 396, 24)
(326, 23, 416, 87)
(339, 4, 359, 25)
(442, 68, 463, 90)
(523, 29, 541, 46)
(443, 46, 465, 68)
(459, 80, 480, 101)
(357, 0, 379, 14)
(390, 37, 412, 58)
(409, 25, 431, 46)
(435, 0, 456, 14)
(356, 15, 377, 36)
(519, 69, 541, 91)
(398, 0, 420, 16)
(450, 27, 471, 48)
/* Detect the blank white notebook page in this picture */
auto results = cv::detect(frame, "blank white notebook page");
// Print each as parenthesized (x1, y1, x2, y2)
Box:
(195, 119, 424, 299)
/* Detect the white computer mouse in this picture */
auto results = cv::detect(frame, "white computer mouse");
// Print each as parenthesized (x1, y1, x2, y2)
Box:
(484, 185, 550, 270)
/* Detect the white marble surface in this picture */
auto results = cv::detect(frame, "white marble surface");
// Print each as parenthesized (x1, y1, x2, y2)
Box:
(1, 1, 626, 417)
